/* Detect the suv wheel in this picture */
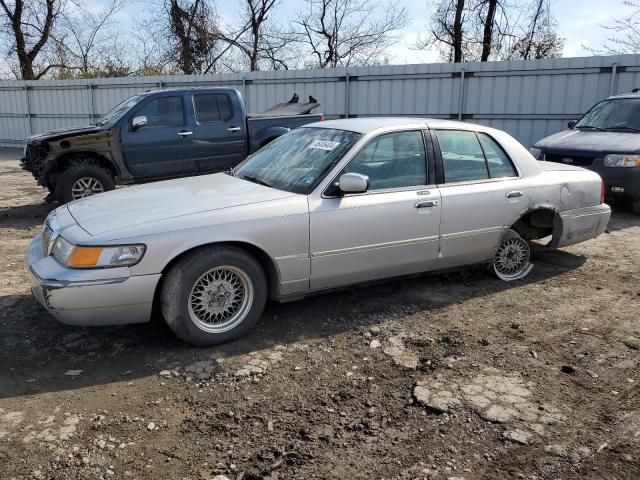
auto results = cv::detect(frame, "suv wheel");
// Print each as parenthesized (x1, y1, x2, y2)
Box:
(55, 164, 115, 203)
(160, 246, 268, 346)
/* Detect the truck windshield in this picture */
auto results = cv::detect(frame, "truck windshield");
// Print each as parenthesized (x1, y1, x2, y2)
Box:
(233, 127, 361, 194)
(96, 95, 144, 126)
(576, 98, 640, 132)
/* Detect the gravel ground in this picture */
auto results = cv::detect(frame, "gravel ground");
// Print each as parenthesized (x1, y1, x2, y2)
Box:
(0, 151, 639, 480)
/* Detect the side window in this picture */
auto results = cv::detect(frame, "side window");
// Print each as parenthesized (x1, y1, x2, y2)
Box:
(478, 133, 517, 178)
(344, 131, 427, 190)
(194, 94, 234, 123)
(135, 96, 184, 128)
(436, 130, 489, 183)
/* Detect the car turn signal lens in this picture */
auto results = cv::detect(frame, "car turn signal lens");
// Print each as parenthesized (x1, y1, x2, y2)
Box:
(603, 154, 640, 167)
(68, 247, 103, 267)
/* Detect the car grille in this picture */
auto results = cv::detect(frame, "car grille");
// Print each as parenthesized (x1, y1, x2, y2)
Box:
(42, 222, 53, 256)
(544, 154, 595, 167)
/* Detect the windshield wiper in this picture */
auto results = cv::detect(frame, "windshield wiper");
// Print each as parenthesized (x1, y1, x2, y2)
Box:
(575, 125, 604, 131)
(240, 174, 272, 188)
(604, 126, 640, 132)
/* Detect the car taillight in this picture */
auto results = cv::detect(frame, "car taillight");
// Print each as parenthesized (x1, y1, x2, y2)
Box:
(319, 116, 325, 121)
(601, 179, 605, 204)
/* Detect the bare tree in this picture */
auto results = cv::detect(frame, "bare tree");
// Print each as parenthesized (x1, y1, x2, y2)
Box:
(414, 0, 471, 63)
(0, 0, 62, 79)
(584, 1, 640, 55)
(505, 0, 563, 60)
(216, 0, 279, 71)
(51, 0, 126, 78)
(293, 0, 408, 68)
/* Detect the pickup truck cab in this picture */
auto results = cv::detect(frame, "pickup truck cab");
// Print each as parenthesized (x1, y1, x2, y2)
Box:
(21, 88, 322, 203)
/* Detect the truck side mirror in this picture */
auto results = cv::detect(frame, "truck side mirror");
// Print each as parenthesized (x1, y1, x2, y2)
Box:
(131, 115, 147, 130)
(567, 120, 577, 129)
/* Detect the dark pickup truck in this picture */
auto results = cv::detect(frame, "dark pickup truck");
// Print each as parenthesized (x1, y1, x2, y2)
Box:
(21, 87, 322, 203)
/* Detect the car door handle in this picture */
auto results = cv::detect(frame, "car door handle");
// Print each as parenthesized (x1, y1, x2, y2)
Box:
(177, 131, 193, 137)
(415, 200, 439, 208)
(227, 127, 241, 132)
(506, 191, 524, 198)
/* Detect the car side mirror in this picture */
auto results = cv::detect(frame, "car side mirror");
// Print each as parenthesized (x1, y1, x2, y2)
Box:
(131, 115, 147, 130)
(338, 172, 369, 194)
(567, 120, 577, 129)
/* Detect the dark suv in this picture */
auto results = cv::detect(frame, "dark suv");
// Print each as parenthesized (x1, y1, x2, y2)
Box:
(530, 93, 640, 214)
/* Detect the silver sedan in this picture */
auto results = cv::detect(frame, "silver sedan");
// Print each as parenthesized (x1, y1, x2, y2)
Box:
(26, 118, 611, 346)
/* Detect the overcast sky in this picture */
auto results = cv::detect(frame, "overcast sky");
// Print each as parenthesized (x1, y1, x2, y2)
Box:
(103, 0, 634, 65)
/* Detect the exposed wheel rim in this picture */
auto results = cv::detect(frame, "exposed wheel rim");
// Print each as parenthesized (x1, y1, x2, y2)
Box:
(188, 266, 254, 334)
(71, 177, 104, 200)
(493, 235, 532, 281)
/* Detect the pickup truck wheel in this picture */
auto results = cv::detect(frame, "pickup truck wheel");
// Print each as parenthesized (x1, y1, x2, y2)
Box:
(160, 247, 267, 347)
(493, 229, 533, 281)
(55, 164, 115, 203)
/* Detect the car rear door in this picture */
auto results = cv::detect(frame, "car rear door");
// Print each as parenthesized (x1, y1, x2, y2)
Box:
(189, 92, 247, 170)
(121, 93, 194, 178)
(433, 129, 529, 268)
(308, 129, 442, 290)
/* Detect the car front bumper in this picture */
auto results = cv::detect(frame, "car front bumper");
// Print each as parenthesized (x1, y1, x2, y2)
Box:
(549, 203, 611, 248)
(26, 234, 161, 326)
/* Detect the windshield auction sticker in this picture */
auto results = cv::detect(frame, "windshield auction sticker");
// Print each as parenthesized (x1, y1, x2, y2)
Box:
(308, 140, 340, 151)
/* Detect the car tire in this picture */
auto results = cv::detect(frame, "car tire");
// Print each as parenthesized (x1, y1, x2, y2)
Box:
(160, 246, 268, 347)
(493, 229, 533, 281)
(55, 163, 115, 203)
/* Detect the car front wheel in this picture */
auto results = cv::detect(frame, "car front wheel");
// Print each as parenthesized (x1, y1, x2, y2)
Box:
(160, 246, 267, 346)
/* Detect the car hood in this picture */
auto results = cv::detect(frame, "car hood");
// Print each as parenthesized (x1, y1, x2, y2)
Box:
(534, 129, 640, 155)
(67, 173, 296, 236)
(27, 125, 107, 143)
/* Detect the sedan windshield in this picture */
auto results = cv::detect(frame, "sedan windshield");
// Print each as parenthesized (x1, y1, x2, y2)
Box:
(233, 127, 361, 194)
(575, 98, 640, 132)
(96, 95, 143, 126)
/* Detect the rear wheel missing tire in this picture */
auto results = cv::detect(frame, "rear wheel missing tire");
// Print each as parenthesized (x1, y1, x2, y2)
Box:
(55, 163, 115, 203)
(160, 246, 267, 346)
(493, 229, 533, 281)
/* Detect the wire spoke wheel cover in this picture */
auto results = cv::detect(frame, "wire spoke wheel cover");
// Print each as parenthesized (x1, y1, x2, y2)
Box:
(493, 233, 533, 281)
(71, 177, 104, 200)
(188, 266, 254, 333)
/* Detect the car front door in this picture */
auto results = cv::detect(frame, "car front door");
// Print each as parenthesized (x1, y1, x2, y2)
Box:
(190, 92, 247, 171)
(308, 129, 442, 290)
(433, 129, 529, 268)
(121, 94, 194, 178)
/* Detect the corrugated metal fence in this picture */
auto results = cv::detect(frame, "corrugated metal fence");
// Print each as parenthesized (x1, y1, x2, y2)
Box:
(2, 54, 640, 149)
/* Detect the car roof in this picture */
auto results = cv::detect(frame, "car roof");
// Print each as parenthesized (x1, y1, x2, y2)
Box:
(304, 117, 485, 134)
(139, 87, 237, 96)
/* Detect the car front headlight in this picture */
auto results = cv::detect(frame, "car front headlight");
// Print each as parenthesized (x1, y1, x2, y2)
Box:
(51, 236, 146, 268)
(529, 147, 543, 160)
(603, 154, 640, 167)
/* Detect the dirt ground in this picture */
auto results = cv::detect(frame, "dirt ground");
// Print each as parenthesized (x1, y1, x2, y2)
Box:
(0, 150, 639, 480)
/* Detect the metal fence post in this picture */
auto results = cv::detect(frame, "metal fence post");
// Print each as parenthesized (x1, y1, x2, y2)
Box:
(87, 84, 96, 123)
(23, 85, 33, 136)
(609, 63, 618, 96)
(344, 73, 350, 118)
(458, 68, 466, 121)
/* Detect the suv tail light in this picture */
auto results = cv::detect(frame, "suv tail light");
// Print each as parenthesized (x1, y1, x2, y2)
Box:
(319, 115, 325, 121)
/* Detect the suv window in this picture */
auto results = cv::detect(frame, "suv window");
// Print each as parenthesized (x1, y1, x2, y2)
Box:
(478, 133, 517, 178)
(135, 96, 185, 128)
(343, 131, 427, 190)
(194, 93, 234, 123)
